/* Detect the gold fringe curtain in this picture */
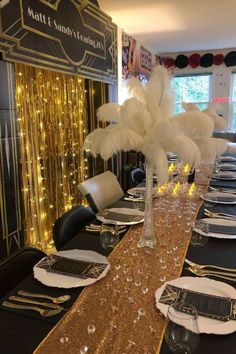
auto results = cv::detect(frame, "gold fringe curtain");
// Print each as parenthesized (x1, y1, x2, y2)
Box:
(15, 63, 88, 249)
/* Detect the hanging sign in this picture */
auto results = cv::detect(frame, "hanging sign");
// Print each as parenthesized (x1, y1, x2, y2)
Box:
(0, 0, 117, 83)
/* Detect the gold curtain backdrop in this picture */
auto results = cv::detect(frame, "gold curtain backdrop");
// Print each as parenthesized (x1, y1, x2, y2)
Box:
(15, 63, 88, 249)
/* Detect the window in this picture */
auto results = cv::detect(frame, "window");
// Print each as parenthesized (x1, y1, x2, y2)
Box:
(172, 73, 212, 114)
(231, 73, 236, 128)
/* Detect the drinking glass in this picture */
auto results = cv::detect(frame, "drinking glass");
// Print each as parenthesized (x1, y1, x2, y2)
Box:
(132, 190, 145, 211)
(165, 302, 200, 354)
(100, 225, 119, 249)
(190, 220, 209, 248)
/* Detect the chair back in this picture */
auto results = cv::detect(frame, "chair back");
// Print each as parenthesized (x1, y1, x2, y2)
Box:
(53, 205, 95, 250)
(78, 171, 124, 212)
(0, 247, 46, 298)
(131, 168, 146, 185)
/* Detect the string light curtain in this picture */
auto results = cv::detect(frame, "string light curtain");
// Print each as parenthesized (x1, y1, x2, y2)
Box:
(15, 63, 88, 249)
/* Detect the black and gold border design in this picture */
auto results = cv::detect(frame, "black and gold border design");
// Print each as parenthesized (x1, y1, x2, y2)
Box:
(0, 0, 117, 83)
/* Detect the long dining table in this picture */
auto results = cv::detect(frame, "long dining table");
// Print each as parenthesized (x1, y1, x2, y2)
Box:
(2, 161, 236, 354)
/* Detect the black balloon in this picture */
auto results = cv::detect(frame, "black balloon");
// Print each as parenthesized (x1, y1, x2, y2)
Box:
(175, 54, 188, 68)
(200, 53, 214, 67)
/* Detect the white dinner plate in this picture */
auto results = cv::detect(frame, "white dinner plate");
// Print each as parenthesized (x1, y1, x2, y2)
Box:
(127, 187, 146, 196)
(33, 250, 110, 288)
(213, 171, 236, 180)
(194, 218, 236, 239)
(155, 276, 236, 334)
(96, 207, 144, 225)
(201, 191, 236, 204)
(219, 156, 236, 162)
(218, 163, 236, 171)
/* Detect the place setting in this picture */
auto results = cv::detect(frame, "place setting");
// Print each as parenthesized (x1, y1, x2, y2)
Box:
(155, 275, 236, 337)
(96, 207, 145, 225)
(33, 249, 111, 288)
(212, 171, 236, 181)
(201, 191, 236, 205)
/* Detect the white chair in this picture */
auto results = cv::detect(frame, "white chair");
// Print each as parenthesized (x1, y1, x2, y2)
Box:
(226, 142, 236, 154)
(78, 171, 124, 212)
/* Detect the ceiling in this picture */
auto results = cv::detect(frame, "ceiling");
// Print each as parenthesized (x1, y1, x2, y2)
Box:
(98, 0, 236, 54)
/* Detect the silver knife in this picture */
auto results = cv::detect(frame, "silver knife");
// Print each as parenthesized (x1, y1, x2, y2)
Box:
(9, 295, 65, 310)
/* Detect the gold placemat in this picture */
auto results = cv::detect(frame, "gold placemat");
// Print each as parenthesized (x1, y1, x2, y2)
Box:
(34, 183, 208, 354)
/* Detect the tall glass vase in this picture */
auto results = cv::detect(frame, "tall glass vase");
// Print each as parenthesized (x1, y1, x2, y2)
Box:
(138, 162, 157, 248)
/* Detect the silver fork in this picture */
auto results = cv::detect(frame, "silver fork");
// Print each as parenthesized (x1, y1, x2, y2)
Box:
(186, 267, 236, 282)
(204, 208, 236, 220)
(185, 258, 236, 273)
(2, 301, 62, 317)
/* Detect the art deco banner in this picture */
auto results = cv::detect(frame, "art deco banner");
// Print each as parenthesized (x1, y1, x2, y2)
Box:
(0, 0, 117, 83)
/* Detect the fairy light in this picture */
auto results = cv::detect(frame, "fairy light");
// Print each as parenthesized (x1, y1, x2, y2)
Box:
(168, 162, 174, 174)
(15, 63, 88, 250)
(183, 163, 190, 175)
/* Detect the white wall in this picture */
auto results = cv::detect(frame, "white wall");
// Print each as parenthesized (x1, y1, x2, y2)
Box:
(162, 48, 236, 128)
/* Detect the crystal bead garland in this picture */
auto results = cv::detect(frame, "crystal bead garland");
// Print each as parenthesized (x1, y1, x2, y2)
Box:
(138, 162, 157, 248)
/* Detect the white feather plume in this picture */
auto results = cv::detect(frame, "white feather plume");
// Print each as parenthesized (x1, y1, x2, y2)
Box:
(170, 111, 214, 138)
(141, 142, 169, 185)
(97, 103, 121, 122)
(145, 65, 174, 124)
(144, 119, 175, 144)
(119, 98, 152, 135)
(127, 77, 146, 105)
(194, 137, 228, 162)
(203, 108, 227, 130)
(99, 125, 144, 160)
(165, 135, 201, 167)
(83, 128, 106, 157)
(182, 102, 199, 111)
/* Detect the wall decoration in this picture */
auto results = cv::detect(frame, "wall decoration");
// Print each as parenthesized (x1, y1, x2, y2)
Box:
(159, 50, 236, 69)
(175, 54, 188, 69)
(0, 61, 23, 258)
(140, 45, 152, 71)
(188, 53, 200, 68)
(224, 51, 236, 67)
(0, 0, 117, 83)
(200, 53, 214, 67)
(122, 32, 158, 79)
(122, 33, 136, 78)
(15, 63, 88, 249)
(213, 54, 224, 66)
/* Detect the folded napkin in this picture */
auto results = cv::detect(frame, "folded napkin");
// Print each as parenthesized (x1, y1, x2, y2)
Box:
(207, 222, 236, 235)
(36, 255, 107, 279)
(205, 194, 236, 203)
(219, 164, 236, 171)
(213, 173, 236, 180)
(159, 284, 236, 322)
(97, 209, 144, 223)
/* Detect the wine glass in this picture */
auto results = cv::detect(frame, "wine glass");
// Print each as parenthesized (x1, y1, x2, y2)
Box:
(100, 225, 119, 250)
(190, 220, 209, 248)
(165, 302, 200, 354)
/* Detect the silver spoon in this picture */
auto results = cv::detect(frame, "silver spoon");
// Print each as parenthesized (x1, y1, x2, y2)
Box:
(18, 290, 71, 304)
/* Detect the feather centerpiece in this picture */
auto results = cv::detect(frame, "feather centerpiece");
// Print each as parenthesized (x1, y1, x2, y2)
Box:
(84, 66, 207, 185)
(83, 65, 227, 248)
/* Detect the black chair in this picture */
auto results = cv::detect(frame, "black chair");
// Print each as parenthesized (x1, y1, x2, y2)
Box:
(53, 205, 96, 250)
(0, 247, 46, 298)
(131, 167, 146, 185)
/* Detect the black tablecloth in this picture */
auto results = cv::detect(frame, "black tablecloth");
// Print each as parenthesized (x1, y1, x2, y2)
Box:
(2, 181, 236, 353)
(160, 177, 236, 354)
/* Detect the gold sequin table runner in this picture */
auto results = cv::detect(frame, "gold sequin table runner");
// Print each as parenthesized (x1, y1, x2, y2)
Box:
(34, 172, 210, 354)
